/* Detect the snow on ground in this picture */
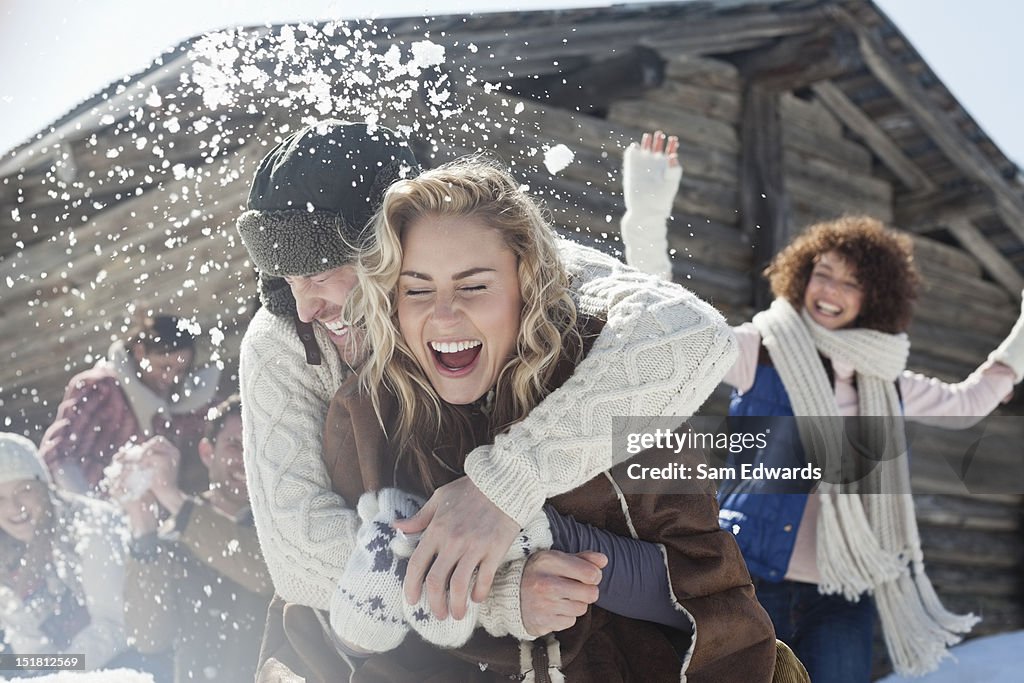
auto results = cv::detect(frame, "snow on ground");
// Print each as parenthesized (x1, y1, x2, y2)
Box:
(0, 670, 152, 682)
(877, 631, 1024, 683)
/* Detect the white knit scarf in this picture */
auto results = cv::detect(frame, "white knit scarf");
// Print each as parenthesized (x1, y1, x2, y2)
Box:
(752, 298, 978, 676)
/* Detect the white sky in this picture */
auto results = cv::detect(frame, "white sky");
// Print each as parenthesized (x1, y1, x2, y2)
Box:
(0, 0, 1020, 166)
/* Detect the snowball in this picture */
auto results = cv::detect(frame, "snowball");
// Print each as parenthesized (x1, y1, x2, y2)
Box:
(543, 144, 575, 174)
(100, 446, 154, 503)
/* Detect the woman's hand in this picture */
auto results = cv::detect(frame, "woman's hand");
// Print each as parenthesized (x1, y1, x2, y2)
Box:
(393, 476, 521, 620)
(639, 130, 680, 166)
(520, 550, 607, 637)
(621, 129, 682, 281)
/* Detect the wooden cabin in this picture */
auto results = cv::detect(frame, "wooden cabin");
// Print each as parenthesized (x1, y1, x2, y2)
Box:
(1, 0, 1021, 674)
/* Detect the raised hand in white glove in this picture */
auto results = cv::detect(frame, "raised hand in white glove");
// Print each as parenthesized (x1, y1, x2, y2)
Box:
(989, 290, 1024, 382)
(620, 130, 683, 281)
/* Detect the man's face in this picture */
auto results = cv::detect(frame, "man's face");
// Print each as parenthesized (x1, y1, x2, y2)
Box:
(201, 414, 247, 509)
(284, 265, 363, 364)
(133, 346, 194, 399)
(0, 479, 50, 544)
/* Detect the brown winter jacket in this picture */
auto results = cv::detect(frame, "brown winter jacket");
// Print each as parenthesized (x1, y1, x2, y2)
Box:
(257, 323, 776, 682)
(125, 495, 273, 683)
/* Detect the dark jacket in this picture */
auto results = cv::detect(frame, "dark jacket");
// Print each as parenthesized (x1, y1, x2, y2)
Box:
(125, 495, 273, 683)
(718, 362, 812, 581)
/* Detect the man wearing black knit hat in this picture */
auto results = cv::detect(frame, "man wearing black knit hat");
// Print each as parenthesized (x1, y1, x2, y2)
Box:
(236, 119, 739, 671)
(237, 120, 418, 366)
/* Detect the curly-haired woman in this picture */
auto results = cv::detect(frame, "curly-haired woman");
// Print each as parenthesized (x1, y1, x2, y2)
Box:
(315, 157, 779, 682)
(620, 132, 1024, 683)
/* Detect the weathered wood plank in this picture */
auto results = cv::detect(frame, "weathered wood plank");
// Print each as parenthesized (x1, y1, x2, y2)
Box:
(663, 54, 740, 92)
(894, 186, 995, 233)
(736, 26, 861, 93)
(811, 80, 936, 192)
(607, 100, 739, 154)
(908, 318, 999, 366)
(844, 11, 1024, 243)
(783, 148, 893, 205)
(780, 92, 843, 139)
(786, 176, 892, 223)
(914, 494, 1023, 532)
(944, 218, 1024, 299)
(910, 233, 984, 278)
(783, 120, 873, 172)
(926, 563, 1021, 597)
(918, 525, 1022, 569)
(914, 288, 1018, 338)
(740, 84, 786, 310)
(640, 81, 741, 122)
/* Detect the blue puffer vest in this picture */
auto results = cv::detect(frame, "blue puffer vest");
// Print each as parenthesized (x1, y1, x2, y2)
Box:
(717, 360, 824, 582)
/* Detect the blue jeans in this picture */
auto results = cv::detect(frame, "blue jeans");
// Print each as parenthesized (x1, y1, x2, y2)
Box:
(754, 579, 875, 683)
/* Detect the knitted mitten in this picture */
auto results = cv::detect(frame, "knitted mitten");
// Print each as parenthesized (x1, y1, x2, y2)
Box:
(398, 509, 552, 648)
(620, 142, 683, 281)
(989, 290, 1024, 381)
(329, 488, 425, 653)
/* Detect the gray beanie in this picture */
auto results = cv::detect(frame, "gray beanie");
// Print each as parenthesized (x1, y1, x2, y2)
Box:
(0, 433, 52, 486)
(237, 120, 420, 315)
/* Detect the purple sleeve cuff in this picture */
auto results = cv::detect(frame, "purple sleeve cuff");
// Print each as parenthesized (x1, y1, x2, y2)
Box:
(543, 505, 691, 630)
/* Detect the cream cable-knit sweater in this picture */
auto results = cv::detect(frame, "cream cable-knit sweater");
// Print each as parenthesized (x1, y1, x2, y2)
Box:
(241, 238, 737, 611)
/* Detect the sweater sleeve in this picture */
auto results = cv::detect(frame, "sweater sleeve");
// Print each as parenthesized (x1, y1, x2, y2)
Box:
(465, 240, 737, 525)
(240, 309, 359, 611)
(901, 360, 1016, 426)
(544, 507, 691, 630)
(721, 323, 761, 393)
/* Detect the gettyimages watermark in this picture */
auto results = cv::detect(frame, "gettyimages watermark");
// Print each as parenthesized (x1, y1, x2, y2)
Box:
(610, 416, 1024, 495)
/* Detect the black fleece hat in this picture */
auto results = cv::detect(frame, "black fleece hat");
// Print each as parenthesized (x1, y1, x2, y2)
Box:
(237, 120, 419, 315)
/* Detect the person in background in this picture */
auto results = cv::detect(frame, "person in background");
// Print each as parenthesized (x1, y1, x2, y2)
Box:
(39, 314, 219, 497)
(113, 395, 272, 683)
(0, 432, 129, 671)
(619, 131, 1024, 682)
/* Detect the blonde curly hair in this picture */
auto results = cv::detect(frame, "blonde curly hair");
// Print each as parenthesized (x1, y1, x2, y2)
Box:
(349, 157, 580, 489)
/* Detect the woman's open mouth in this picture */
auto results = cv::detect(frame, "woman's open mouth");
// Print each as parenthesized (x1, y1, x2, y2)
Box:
(430, 339, 482, 375)
(814, 300, 843, 317)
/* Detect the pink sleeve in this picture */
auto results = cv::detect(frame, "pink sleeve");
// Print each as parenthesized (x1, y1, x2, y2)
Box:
(39, 375, 127, 487)
(900, 360, 1015, 423)
(721, 323, 761, 393)
(39, 377, 104, 469)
